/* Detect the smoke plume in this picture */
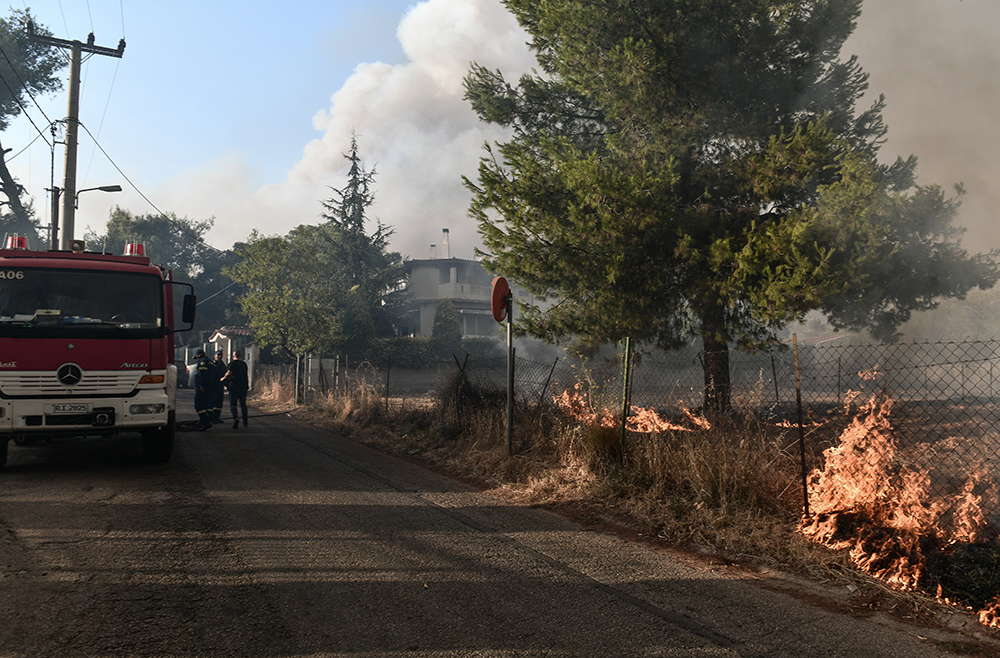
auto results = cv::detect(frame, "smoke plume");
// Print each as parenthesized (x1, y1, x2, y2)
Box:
(170, 0, 998, 270)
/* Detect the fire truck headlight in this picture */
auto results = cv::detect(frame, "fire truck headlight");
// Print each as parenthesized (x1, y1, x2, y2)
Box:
(139, 374, 165, 385)
(129, 404, 165, 415)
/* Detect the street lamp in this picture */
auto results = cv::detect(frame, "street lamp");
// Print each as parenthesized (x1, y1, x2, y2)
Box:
(74, 184, 122, 209)
(50, 184, 122, 250)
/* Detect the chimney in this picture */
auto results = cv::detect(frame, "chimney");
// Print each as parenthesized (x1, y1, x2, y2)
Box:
(429, 243, 437, 258)
(442, 228, 450, 259)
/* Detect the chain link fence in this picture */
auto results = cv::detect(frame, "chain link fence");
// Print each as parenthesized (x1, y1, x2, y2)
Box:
(788, 341, 1000, 546)
(257, 339, 1000, 540)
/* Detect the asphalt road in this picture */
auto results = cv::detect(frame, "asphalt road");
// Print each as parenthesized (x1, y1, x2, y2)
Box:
(0, 390, 987, 657)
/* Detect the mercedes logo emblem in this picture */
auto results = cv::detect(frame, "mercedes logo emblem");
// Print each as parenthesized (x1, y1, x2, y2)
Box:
(57, 363, 83, 386)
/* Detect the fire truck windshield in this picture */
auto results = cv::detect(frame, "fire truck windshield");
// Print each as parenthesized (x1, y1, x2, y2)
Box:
(0, 268, 163, 338)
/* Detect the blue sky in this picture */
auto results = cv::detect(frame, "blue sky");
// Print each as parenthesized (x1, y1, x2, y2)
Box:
(4, 0, 1000, 262)
(9, 1, 415, 236)
(13, 1, 412, 182)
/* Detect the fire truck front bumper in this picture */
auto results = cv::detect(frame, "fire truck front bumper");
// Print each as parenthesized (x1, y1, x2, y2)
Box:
(0, 389, 171, 436)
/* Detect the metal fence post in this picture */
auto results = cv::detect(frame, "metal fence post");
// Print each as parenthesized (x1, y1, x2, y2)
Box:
(506, 347, 515, 458)
(962, 362, 966, 401)
(294, 354, 301, 405)
(537, 358, 559, 408)
(837, 356, 842, 404)
(771, 355, 779, 405)
(619, 337, 632, 461)
(793, 335, 809, 518)
(385, 353, 391, 412)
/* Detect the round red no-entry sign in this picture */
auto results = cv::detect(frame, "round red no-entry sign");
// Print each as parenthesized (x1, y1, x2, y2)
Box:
(491, 276, 511, 322)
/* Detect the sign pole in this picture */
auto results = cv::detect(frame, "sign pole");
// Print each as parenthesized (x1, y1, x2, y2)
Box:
(491, 276, 514, 458)
(506, 293, 514, 457)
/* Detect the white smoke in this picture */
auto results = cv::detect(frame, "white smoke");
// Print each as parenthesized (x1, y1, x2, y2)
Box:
(97, 0, 1000, 272)
(184, 0, 536, 260)
(845, 0, 1000, 253)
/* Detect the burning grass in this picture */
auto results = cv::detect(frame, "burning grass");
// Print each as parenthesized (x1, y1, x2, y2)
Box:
(800, 393, 1000, 625)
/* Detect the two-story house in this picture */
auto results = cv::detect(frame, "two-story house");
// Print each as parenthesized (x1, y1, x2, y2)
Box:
(401, 258, 497, 338)
(400, 229, 511, 338)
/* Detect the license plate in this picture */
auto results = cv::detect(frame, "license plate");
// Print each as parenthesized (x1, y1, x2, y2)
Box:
(48, 403, 90, 414)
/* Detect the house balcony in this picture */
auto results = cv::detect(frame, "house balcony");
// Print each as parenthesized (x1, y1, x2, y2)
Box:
(435, 282, 492, 301)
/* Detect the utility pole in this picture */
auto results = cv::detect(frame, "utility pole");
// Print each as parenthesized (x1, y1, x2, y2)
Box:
(27, 23, 124, 250)
(49, 186, 60, 250)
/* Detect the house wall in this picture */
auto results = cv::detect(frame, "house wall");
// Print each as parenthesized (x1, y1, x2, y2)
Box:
(404, 258, 500, 338)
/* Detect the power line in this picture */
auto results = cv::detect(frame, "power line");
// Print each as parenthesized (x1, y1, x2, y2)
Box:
(0, 43, 56, 126)
(76, 120, 225, 254)
(19, 8, 220, 257)
(0, 69, 36, 131)
(196, 280, 240, 306)
(0, 45, 54, 146)
(5, 125, 52, 161)
(27, 22, 124, 250)
(83, 57, 121, 181)
(55, 1, 69, 39)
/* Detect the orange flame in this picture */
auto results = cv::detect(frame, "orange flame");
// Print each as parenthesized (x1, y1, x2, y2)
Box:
(858, 366, 881, 381)
(800, 393, 1000, 620)
(552, 384, 709, 433)
(980, 599, 1000, 627)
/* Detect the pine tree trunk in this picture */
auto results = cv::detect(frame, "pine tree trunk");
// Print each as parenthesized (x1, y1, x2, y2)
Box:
(701, 304, 731, 417)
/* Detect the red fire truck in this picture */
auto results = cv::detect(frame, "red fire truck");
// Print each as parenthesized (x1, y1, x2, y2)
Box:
(0, 236, 196, 468)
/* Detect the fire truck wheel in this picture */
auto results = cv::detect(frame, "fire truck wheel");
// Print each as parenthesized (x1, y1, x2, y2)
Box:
(142, 412, 175, 464)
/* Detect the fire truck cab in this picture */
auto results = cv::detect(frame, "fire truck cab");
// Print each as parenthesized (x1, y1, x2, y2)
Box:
(0, 237, 196, 468)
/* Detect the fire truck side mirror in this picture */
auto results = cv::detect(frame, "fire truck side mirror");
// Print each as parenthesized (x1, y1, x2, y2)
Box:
(182, 294, 197, 325)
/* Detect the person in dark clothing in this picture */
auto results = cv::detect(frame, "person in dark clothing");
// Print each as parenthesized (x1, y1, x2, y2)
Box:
(192, 348, 213, 430)
(221, 350, 249, 429)
(209, 350, 227, 422)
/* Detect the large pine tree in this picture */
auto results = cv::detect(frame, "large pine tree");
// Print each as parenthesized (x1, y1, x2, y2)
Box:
(319, 134, 407, 343)
(464, 0, 998, 412)
(228, 136, 408, 357)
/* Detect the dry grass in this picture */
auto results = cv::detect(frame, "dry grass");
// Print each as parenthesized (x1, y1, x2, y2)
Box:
(250, 375, 296, 408)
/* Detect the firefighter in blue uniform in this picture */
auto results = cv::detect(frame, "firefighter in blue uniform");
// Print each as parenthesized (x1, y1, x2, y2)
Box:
(193, 348, 213, 430)
(209, 350, 227, 422)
